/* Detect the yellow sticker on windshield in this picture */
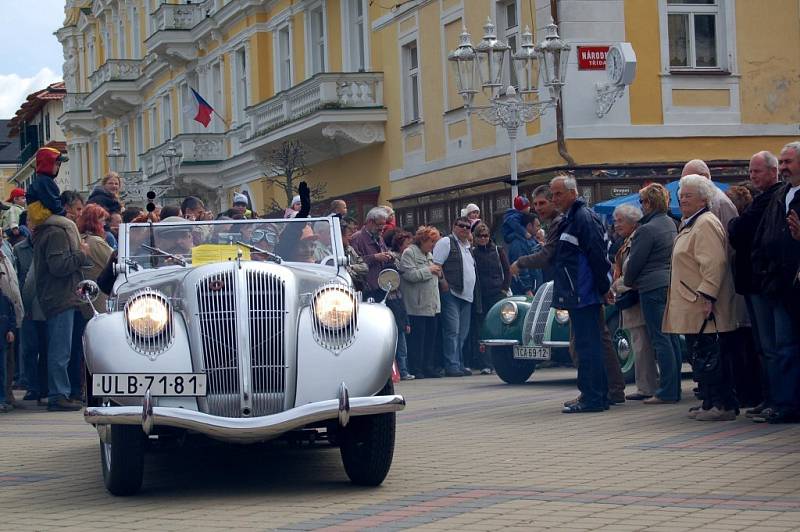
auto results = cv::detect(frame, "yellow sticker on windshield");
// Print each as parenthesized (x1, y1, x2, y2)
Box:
(191, 244, 252, 266)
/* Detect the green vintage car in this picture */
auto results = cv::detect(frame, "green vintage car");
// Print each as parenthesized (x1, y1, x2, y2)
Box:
(480, 281, 636, 384)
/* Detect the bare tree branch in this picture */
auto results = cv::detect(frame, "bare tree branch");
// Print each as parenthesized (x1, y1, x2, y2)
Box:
(262, 141, 327, 213)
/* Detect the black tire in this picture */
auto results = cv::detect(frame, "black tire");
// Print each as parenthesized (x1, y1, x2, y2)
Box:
(100, 424, 146, 496)
(490, 346, 536, 384)
(339, 380, 396, 486)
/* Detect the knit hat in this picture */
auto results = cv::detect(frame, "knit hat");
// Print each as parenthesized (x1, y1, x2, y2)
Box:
(513, 195, 530, 211)
(291, 195, 301, 206)
(460, 203, 480, 218)
(232, 193, 248, 205)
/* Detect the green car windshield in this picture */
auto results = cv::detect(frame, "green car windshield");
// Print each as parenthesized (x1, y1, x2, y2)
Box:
(124, 218, 338, 269)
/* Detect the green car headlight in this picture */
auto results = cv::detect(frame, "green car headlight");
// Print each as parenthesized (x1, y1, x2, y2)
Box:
(555, 309, 570, 324)
(500, 301, 518, 324)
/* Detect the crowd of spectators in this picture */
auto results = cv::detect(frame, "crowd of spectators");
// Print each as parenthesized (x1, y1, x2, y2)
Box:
(1, 142, 798, 426)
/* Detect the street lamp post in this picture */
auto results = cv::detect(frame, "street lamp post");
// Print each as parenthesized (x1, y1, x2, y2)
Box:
(106, 131, 127, 174)
(449, 18, 570, 201)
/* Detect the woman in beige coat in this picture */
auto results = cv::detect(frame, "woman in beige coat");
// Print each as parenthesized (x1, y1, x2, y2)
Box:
(663, 174, 737, 421)
(611, 204, 658, 400)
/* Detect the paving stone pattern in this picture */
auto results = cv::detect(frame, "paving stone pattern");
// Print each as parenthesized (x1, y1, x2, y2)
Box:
(1, 368, 799, 531)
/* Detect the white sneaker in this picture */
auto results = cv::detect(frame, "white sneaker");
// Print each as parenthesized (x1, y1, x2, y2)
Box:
(695, 406, 736, 421)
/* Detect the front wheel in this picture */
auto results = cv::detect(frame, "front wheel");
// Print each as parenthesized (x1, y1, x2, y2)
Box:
(100, 424, 145, 496)
(490, 346, 536, 384)
(339, 380, 396, 486)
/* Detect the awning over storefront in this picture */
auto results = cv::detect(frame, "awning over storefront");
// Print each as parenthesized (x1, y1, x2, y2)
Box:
(593, 180, 730, 218)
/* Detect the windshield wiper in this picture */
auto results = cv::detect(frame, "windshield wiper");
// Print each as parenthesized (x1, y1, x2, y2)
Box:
(141, 244, 187, 267)
(235, 241, 283, 264)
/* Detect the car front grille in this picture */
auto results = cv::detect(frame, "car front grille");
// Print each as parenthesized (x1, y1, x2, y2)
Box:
(196, 268, 286, 418)
(522, 281, 554, 346)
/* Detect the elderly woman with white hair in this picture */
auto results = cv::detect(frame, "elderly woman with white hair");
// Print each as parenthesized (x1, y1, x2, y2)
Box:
(663, 174, 738, 421)
(611, 203, 659, 401)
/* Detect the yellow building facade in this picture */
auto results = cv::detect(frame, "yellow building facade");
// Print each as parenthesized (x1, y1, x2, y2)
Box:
(57, 0, 800, 226)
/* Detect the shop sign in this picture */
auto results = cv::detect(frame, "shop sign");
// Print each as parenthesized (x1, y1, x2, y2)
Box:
(577, 46, 610, 70)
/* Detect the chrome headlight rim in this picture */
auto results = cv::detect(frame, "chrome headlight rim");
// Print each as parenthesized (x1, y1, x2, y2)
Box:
(312, 284, 357, 332)
(554, 309, 570, 325)
(499, 301, 518, 324)
(124, 289, 172, 339)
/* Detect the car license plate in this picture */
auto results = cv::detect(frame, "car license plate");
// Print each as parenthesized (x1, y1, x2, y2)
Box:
(93, 374, 207, 397)
(513, 346, 551, 360)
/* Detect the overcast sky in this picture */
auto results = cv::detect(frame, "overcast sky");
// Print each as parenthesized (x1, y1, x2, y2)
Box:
(0, 0, 65, 118)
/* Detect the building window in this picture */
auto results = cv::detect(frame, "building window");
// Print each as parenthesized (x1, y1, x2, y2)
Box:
(92, 141, 100, 182)
(496, 0, 519, 90)
(118, 18, 127, 59)
(135, 115, 144, 166)
(87, 39, 95, 74)
(666, 0, 723, 70)
(44, 113, 51, 141)
(402, 41, 421, 124)
(149, 107, 158, 147)
(235, 48, 248, 123)
(212, 61, 223, 132)
(121, 124, 130, 171)
(276, 25, 292, 91)
(307, 4, 326, 75)
(131, 6, 141, 59)
(161, 94, 172, 142)
(344, 0, 368, 71)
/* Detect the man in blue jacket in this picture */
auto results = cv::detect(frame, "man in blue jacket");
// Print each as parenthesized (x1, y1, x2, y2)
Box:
(550, 175, 613, 413)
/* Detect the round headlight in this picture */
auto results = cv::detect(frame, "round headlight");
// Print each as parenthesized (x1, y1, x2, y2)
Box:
(499, 301, 518, 324)
(313, 287, 355, 330)
(555, 309, 570, 324)
(126, 293, 170, 337)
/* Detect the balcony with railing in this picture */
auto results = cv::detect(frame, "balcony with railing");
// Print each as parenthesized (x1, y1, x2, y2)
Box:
(242, 72, 386, 163)
(145, 2, 204, 65)
(60, 92, 96, 135)
(140, 133, 226, 179)
(85, 60, 143, 117)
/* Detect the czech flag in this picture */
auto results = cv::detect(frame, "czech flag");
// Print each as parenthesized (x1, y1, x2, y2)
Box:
(190, 88, 214, 127)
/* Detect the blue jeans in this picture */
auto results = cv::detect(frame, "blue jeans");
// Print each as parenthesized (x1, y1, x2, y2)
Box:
(640, 287, 683, 402)
(570, 304, 608, 408)
(750, 294, 800, 412)
(20, 319, 42, 396)
(395, 331, 409, 376)
(46, 309, 75, 402)
(0, 342, 6, 404)
(69, 311, 87, 398)
(440, 292, 472, 372)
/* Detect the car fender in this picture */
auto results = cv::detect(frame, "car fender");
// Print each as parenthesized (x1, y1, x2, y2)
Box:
(294, 302, 396, 406)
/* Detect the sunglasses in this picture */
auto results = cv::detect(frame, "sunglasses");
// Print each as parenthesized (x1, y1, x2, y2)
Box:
(456, 223, 471, 229)
(475, 234, 490, 238)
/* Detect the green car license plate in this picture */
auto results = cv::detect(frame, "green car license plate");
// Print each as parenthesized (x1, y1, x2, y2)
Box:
(513, 346, 551, 360)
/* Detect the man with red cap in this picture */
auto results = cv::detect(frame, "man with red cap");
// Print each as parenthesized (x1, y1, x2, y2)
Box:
(2, 188, 26, 233)
(25, 147, 68, 228)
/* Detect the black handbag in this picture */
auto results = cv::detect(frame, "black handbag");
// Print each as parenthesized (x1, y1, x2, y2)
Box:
(615, 290, 639, 310)
(690, 315, 722, 384)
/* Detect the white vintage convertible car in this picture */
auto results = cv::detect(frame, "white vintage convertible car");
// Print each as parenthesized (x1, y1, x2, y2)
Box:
(80, 215, 405, 495)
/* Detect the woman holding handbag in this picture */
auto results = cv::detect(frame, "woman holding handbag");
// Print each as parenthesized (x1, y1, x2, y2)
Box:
(611, 204, 658, 401)
(663, 175, 738, 421)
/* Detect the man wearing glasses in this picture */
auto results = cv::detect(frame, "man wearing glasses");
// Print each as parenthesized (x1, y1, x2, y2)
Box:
(433, 217, 477, 377)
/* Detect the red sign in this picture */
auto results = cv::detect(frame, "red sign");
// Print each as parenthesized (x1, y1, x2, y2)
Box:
(577, 46, 610, 70)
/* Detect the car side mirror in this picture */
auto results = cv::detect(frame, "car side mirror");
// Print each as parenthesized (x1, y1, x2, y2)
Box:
(377, 269, 400, 304)
(77, 280, 101, 316)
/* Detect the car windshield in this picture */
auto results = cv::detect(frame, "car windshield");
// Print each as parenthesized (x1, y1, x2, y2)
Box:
(123, 218, 338, 270)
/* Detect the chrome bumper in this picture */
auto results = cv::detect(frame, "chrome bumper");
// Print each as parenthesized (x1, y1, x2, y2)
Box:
(481, 339, 519, 347)
(85, 383, 405, 443)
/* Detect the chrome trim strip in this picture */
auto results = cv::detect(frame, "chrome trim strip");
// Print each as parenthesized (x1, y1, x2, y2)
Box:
(481, 339, 520, 347)
(542, 340, 570, 347)
(235, 266, 253, 416)
(84, 394, 406, 443)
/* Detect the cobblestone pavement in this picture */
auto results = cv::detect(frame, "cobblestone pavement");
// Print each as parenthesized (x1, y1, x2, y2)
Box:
(2, 368, 799, 531)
